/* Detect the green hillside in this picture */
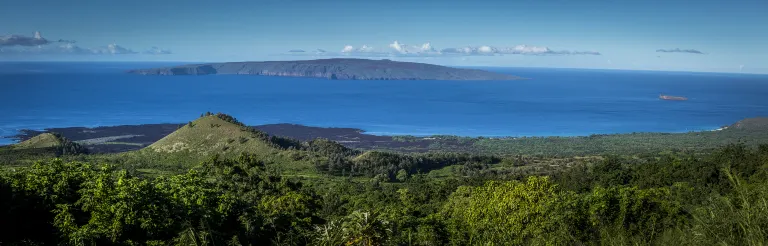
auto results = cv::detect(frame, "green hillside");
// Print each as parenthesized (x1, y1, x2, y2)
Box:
(147, 115, 279, 156)
(11, 132, 87, 155)
(2, 114, 768, 245)
(110, 113, 319, 175)
(13, 133, 65, 149)
(0, 132, 88, 166)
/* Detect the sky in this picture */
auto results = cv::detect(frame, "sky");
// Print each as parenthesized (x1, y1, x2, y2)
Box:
(1, 0, 767, 74)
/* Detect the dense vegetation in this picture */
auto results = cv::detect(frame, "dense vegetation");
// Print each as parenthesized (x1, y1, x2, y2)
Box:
(384, 119, 768, 156)
(471, 128, 768, 156)
(13, 116, 768, 157)
(2, 114, 767, 245)
(410, 125, 768, 157)
(1, 143, 767, 245)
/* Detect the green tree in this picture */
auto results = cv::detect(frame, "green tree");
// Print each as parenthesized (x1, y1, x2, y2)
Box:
(396, 169, 409, 182)
(441, 177, 576, 245)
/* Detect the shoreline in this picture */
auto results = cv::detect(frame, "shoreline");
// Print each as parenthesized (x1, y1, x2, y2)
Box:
(2, 122, 734, 143)
(0, 121, 742, 152)
(2, 118, 766, 156)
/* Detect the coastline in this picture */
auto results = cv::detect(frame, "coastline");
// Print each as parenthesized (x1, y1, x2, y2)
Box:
(2, 122, 734, 143)
(0, 120, 747, 152)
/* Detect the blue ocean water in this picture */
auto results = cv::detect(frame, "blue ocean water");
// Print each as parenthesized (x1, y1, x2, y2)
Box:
(1, 62, 768, 145)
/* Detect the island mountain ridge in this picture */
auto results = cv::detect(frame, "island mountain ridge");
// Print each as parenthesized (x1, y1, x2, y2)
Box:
(128, 58, 522, 80)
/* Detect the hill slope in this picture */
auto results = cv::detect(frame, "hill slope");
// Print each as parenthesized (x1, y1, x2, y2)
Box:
(1, 133, 88, 165)
(128, 58, 522, 81)
(13, 132, 87, 154)
(147, 115, 281, 156)
(729, 117, 768, 130)
(115, 114, 354, 175)
(13, 133, 65, 149)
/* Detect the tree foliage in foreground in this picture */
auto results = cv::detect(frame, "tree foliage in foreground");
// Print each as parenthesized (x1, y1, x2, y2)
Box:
(1, 144, 767, 245)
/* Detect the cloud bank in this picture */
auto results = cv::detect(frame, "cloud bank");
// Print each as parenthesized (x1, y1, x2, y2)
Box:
(288, 41, 600, 57)
(656, 48, 705, 54)
(0, 31, 172, 56)
(441, 45, 601, 56)
(0, 42, 171, 56)
(91, 44, 138, 54)
(0, 32, 80, 48)
(0, 32, 51, 46)
(387, 41, 440, 54)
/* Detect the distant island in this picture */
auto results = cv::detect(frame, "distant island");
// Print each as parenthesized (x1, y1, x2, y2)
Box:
(128, 58, 522, 80)
(659, 94, 688, 101)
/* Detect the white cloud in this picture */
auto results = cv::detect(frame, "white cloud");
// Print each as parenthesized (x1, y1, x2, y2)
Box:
(477, 46, 497, 54)
(0, 42, 171, 56)
(0, 43, 91, 54)
(336, 44, 391, 56)
(0, 31, 51, 46)
(388, 41, 440, 54)
(389, 41, 408, 53)
(144, 46, 172, 55)
(287, 41, 600, 57)
(503, 45, 551, 54)
(90, 43, 137, 54)
(439, 44, 599, 56)
(421, 42, 436, 52)
(1, 31, 171, 56)
(440, 47, 473, 54)
(54, 43, 92, 54)
(441, 46, 494, 55)
(341, 45, 355, 53)
(357, 45, 374, 52)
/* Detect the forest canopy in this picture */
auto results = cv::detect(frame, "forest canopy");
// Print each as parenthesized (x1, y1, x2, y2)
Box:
(1, 143, 767, 245)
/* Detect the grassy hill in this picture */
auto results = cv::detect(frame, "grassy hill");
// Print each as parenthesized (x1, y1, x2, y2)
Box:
(104, 114, 320, 175)
(147, 115, 279, 156)
(730, 117, 768, 130)
(1, 132, 88, 166)
(12, 132, 87, 155)
(13, 133, 66, 149)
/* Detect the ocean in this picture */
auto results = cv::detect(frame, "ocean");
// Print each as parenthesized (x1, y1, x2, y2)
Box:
(1, 62, 767, 145)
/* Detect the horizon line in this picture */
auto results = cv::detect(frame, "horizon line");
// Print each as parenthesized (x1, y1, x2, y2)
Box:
(0, 59, 765, 76)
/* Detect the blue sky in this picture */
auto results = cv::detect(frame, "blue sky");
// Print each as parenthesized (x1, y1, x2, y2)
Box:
(1, 0, 767, 74)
